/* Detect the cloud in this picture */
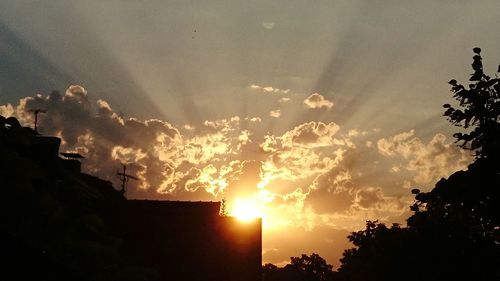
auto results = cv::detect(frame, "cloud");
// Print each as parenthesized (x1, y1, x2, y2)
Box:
(238, 129, 251, 145)
(0, 105, 14, 117)
(280, 121, 340, 148)
(306, 182, 409, 230)
(249, 84, 290, 94)
(377, 130, 473, 185)
(353, 187, 385, 209)
(258, 122, 344, 183)
(183, 124, 195, 131)
(66, 85, 88, 99)
(257, 144, 410, 230)
(245, 116, 262, 123)
(303, 93, 334, 109)
(278, 97, 291, 103)
(1, 87, 244, 199)
(269, 110, 281, 118)
(290, 128, 418, 230)
(377, 130, 416, 158)
(111, 145, 147, 164)
(0, 86, 247, 198)
(289, 128, 470, 229)
(262, 22, 275, 30)
(0, 86, 469, 235)
(307, 169, 356, 214)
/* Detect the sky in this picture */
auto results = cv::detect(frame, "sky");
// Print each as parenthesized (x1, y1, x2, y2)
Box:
(1, 0, 499, 267)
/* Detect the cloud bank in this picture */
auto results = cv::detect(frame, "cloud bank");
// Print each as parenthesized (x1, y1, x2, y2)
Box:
(0, 85, 472, 232)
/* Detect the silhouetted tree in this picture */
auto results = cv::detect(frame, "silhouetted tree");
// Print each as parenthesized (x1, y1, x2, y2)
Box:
(290, 253, 335, 281)
(338, 221, 422, 281)
(406, 48, 500, 280)
(263, 253, 337, 281)
(444, 47, 500, 160)
(411, 48, 500, 233)
(337, 49, 500, 281)
(220, 198, 228, 216)
(262, 263, 282, 281)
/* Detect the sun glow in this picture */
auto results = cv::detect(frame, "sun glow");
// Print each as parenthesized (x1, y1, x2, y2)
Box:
(230, 198, 263, 222)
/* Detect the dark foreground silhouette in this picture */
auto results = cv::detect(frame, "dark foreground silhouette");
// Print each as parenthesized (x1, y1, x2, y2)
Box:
(0, 116, 261, 281)
(263, 49, 500, 281)
(263, 253, 339, 281)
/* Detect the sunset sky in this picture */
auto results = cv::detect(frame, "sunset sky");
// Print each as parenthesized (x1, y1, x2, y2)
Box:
(1, 0, 499, 266)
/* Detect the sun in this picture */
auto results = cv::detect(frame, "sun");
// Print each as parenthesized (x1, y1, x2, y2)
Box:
(230, 198, 263, 222)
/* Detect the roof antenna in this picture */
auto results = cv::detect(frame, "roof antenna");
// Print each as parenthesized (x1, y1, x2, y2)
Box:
(27, 108, 47, 133)
(116, 164, 139, 194)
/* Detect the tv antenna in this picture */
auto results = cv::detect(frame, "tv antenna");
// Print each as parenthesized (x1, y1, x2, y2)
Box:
(26, 108, 47, 133)
(116, 164, 139, 194)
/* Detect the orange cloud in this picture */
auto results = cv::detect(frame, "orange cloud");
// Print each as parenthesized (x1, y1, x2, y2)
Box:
(249, 84, 290, 94)
(303, 93, 334, 109)
(0, 86, 468, 234)
(259, 122, 344, 183)
(269, 110, 281, 118)
(111, 145, 147, 164)
(280, 121, 340, 148)
(377, 130, 473, 185)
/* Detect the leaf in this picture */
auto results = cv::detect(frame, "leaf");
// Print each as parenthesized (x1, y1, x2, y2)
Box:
(444, 108, 454, 116)
(470, 72, 482, 81)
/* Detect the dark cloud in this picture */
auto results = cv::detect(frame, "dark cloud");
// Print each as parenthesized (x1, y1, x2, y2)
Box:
(354, 187, 385, 209)
(0, 86, 190, 197)
(307, 169, 355, 214)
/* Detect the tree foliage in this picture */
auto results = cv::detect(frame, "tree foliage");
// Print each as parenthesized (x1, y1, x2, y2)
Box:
(290, 253, 335, 281)
(338, 222, 416, 281)
(444, 47, 500, 160)
(263, 253, 337, 281)
(410, 48, 500, 241)
(336, 49, 500, 281)
(219, 198, 228, 216)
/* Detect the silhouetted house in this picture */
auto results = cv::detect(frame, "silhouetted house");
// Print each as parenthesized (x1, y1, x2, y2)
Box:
(1, 116, 262, 281)
(109, 200, 262, 281)
(60, 152, 84, 173)
(32, 136, 84, 173)
(33, 136, 61, 161)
